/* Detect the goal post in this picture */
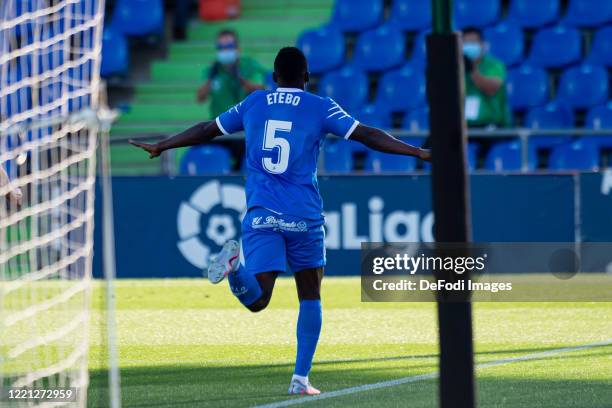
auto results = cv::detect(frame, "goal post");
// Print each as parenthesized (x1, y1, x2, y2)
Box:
(0, 1, 119, 407)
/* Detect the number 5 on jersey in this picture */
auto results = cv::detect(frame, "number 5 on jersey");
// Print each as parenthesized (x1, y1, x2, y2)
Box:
(262, 119, 291, 174)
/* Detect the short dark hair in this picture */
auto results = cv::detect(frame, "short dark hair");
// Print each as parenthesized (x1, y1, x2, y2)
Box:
(462, 26, 483, 40)
(274, 47, 308, 82)
(217, 29, 238, 41)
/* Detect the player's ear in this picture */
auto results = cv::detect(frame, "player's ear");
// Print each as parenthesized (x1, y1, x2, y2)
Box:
(304, 71, 310, 83)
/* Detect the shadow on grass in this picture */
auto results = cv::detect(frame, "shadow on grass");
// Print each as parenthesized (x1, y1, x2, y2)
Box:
(87, 344, 611, 408)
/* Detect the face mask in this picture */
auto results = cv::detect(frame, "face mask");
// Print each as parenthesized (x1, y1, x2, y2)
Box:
(217, 49, 238, 65)
(463, 42, 482, 60)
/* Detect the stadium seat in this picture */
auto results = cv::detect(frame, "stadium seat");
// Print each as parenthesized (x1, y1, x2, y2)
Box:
(588, 26, 612, 67)
(485, 140, 537, 171)
(376, 66, 426, 113)
(586, 102, 612, 130)
(508, 0, 560, 28)
(484, 21, 524, 66)
(111, 0, 164, 36)
(525, 102, 575, 148)
(297, 27, 344, 74)
(179, 145, 232, 175)
(454, 0, 500, 29)
(390, 0, 431, 31)
(323, 142, 354, 173)
(526, 102, 575, 129)
(365, 150, 417, 173)
(529, 26, 581, 68)
(406, 31, 429, 70)
(403, 106, 430, 131)
(563, 0, 612, 27)
(356, 105, 392, 129)
(318, 66, 369, 113)
(352, 25, 405, 72)
(331, 0, 383, 32)
(557, 65, 609, 109)
(549, 141, 599, 171)
(101, 27, 129, 77)
(506, 65, 549, 110)
(584, 102, 612, 148)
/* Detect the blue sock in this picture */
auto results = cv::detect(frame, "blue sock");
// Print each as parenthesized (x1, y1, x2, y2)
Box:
(294, 300, 322, 377)
(228, 265, 263, 307)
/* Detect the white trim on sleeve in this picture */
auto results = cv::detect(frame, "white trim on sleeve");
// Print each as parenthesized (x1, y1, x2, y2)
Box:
(344, 120, 360, 140)
(215, 116, 229, 135)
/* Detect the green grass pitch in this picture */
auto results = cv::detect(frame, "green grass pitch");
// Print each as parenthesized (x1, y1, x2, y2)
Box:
(87, 278, 612, 407)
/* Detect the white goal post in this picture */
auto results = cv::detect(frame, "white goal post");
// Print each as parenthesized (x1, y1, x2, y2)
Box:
(0, 1, 119, 407)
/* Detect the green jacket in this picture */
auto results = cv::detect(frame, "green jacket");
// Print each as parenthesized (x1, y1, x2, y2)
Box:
(205, 56, 267, 118)
(465, 54, 511, 127)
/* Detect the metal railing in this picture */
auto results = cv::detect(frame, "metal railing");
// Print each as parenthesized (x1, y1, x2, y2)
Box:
(109, 127, 612, 175)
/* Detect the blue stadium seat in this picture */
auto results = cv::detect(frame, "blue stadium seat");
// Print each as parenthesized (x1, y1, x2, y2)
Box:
(376, 66, 426, 112)
(485, 140, 537, 171)
(324, 142, 354, 173)
(563, 0, 612, 27)
(390, 0, 431, 31)
(352, 25, 405, 72)
(508, 0, 560, 28)
(179, 145, 232, 175)
(529, 26, 581, 68)
(484, 20, 524, 66)
(526, 102, 575, 129)
(506, 65, 549, 110)
(525, 102, 575, 148)
(454, 0, 500, 29)
(557, 65, 609, 109)
(297, 27, 344, 74)
(101, 27, 129, 77)
(331, 0, 383, 32)
(549, 141, 599, 171)
(406, 31, 429, 70)
(586, 102, 612, 130)
(584, 102, 612, 148)
(111, 0, 164, 36)
(403, 106, 430, 131)
(356, 105, 392, 129)
(318, 66, 369, 113)
(365, 150, 417, 173)
(588, 26, 612, 67)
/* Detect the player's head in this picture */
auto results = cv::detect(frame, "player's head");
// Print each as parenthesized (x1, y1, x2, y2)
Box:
(273, 47, 309, 88)
(461, 26, 485, 61)
(216, 29, 239, 65)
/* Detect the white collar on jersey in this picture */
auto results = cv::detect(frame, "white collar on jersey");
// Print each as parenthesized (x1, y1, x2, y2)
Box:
(275, 87, 304, 92)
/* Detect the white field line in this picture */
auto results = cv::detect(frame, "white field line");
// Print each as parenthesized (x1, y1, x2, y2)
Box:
(252, 339, 612, 408)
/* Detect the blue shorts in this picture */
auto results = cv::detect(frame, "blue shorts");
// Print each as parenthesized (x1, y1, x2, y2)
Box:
(241, 207, 326, 275)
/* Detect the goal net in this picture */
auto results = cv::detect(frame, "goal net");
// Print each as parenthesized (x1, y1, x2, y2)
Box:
(0, 0, 107, 406)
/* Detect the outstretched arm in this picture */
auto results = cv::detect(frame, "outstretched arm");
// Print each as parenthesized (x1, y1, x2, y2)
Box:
(129, 120, 223, 158)
(350, 124, 431, 161)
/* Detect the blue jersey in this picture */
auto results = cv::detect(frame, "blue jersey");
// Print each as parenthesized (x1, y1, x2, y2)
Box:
(216, 87, 359, 220)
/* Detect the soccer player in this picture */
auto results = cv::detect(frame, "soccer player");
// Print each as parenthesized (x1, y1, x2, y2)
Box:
(131, 47, 430, 395)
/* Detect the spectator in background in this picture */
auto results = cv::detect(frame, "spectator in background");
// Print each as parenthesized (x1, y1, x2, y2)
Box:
(462, 27, 511, 128)
(196, 29, 267, 118)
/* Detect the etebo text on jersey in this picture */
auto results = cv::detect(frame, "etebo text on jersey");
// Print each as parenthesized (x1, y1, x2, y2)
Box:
(266, 91, 301, 106)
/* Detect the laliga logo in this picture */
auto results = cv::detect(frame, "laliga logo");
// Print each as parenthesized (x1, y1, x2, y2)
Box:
(177, 180, 246, 268)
